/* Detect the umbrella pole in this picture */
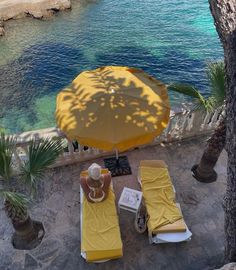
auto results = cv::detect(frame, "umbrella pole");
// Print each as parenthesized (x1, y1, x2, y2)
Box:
(116, 149, 120, 167)
(115, 149, 119, 165)
(104, 149, 132, 177)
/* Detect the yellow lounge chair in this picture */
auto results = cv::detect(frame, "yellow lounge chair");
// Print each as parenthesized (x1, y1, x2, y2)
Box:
(138, 160, 192, 244)
(80, 169, 123, 262)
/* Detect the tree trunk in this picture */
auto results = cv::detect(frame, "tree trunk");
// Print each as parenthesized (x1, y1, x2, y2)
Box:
(4, 200, 45, 250)
(209, 0, 236, 262)
(12, 215, 38, 241)
(11, 215, 45, 250)
(192, 117, 226, 183)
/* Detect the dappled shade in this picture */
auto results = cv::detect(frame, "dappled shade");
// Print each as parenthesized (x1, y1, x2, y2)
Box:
(55, 66, 170, 151)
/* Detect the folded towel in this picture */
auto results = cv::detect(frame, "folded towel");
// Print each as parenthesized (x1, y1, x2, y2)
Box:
(140, 167, 183, 232)
(81, 170, 123, 262)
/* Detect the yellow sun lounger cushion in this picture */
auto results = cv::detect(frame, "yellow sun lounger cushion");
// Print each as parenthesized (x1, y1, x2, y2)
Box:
(81, 170, 123, 262)
(140, 166, 185, 233)
(153, 213, 187, 234)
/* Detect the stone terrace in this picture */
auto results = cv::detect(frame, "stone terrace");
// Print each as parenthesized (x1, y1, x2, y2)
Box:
(0, 135, 227, 270)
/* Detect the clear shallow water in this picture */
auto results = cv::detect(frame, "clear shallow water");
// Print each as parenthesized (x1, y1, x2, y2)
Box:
(0, 0, 223, 133)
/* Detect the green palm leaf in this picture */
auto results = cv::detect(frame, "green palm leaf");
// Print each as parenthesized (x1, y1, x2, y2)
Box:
(0, 189, 29, 213)
(21, 138, 63, 192)
(0, 133, 16, 181)
(167, 84, 208, 110)
(168, 61, 226, 113)
(206, 61, 225, 106)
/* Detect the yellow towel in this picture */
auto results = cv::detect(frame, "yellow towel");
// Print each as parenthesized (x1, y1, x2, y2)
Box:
(140, 166, 183, 232)
(81, 186, 123, 262)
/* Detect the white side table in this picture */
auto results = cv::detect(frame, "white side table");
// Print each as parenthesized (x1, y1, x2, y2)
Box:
(118, 187, 143, 214)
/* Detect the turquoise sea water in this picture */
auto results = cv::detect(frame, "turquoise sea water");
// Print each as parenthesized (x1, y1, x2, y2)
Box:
(0, 0, 223, 133)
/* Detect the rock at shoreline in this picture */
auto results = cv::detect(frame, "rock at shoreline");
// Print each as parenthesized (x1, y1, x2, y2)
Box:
(0, 21, 5, 36)
(215, 263, 236, 270)
(0, 0, 71, 22)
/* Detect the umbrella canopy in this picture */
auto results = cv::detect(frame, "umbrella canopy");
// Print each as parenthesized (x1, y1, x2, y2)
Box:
(56, 66, 170, 152)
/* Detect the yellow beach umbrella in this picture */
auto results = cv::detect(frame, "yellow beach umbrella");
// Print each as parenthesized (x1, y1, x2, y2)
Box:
(56, 66, 170, 152)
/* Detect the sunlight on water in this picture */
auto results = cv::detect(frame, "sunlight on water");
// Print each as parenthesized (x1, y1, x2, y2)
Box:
(0, 0, 223, 133)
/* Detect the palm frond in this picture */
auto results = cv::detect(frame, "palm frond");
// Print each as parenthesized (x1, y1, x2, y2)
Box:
(0, 133, 16, 180)
(168, 61, 226, 113)
(0, 189, 29, 212)
(204, 97, 218, 112)
(0, 126, 6, 133)
(21, 138, 63, 192)
(206, 61, 226, 106)
(168, 83, 208, 110)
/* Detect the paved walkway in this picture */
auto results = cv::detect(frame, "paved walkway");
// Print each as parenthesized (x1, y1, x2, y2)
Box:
(0, 136, 227, 270)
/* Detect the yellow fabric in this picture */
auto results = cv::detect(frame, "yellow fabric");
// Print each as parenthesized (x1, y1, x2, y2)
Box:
(81, 170, 123, 262)
(56, 66, 170, 151)
(153, 219, 186, 233)
(140, 166, 183, 232)
(80, 169, 109, 177)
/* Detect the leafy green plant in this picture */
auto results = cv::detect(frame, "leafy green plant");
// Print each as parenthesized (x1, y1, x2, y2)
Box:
(0, 133, 63, 248)
(168, 61, 226, 183)
(0, 133, 16, 180)
(168, 61, 225, 112)
(21, 138, 63, 193)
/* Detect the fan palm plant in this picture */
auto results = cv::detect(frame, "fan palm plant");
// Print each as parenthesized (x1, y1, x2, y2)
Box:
(0, 133, 63, 249)
(168, 61, 226, 182)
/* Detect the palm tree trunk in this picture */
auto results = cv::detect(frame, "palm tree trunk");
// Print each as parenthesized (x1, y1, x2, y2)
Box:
(209, 0, 236, 262)
(11, 216, 45, 250)
(13, 215, 36, 238)
(4, 200, 45, 250)
(191, 117, 226, 183)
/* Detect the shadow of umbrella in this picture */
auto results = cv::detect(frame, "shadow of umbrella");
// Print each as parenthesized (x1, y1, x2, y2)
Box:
(55, 66, 170, 176)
